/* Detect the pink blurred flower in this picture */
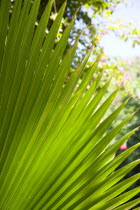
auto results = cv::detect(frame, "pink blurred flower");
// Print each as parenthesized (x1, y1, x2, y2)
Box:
(112, 3, 117, 8)
(118, 66, 124, 72)
(104, 29, 109, 34)
(100, 33, 104, 38)
(123, 58, 132, 66)
(124, 71, 131, 81)
(120, 144, 128, 150)
(118, 71, 131, 86)
(128, 61, 131, 65)
(109, 4, 117, 10)
(118, 81, 126, 86)
(101, 57, 108, 62)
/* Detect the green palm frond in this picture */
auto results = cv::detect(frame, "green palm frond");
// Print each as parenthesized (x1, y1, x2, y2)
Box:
(0, 0, 140, 209)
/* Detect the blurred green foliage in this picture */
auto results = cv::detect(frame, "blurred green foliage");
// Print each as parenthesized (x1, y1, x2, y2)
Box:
(116, 97, 140, 207)
(114, 57, 140, 207)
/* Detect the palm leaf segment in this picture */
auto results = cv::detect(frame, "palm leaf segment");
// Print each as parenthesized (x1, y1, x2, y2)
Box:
(0, 0, 140, 209)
